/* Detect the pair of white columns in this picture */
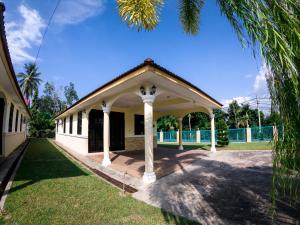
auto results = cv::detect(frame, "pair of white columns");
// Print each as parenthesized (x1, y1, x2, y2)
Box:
(176, 114, 216, 152)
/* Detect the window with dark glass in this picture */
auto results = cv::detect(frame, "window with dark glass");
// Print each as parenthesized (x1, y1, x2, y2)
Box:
(8, 103, 14, 132)
(15, 110, 19, 132)
(77, 111, 82, 135)
(20, 114, 23, 131)
(134, 114, 144, 135)
(69, 115, 73, 134)
(63, 118, 66, 133)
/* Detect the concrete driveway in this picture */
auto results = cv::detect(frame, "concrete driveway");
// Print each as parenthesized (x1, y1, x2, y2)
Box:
(134, 150, 299, 225)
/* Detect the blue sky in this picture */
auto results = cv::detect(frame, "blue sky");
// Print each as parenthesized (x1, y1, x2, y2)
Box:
(3, 0, 269, 107)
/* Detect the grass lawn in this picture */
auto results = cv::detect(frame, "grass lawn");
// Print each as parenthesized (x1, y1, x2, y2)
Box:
(1, 139, 198, 225)
(158, 141, 272, 150)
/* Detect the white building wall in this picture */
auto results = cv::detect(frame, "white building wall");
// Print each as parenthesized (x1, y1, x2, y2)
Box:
(0, 96, 27, 157)
(55, 112, 89, 155)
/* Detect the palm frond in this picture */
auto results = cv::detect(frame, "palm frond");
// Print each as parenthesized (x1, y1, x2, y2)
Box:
(179, 0, 204, 35)
(117, 0, 164, 31)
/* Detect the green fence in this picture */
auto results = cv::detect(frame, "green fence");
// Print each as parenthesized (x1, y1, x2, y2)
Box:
(157, 126, 274, 143)
(251, 126, 273, 142)
(182, 130, 197, 142)
(228, 128, 246, 143)
(162, 131, 177, 142)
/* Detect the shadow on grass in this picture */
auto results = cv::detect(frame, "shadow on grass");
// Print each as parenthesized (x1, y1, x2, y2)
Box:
(9, 138, 88, 194)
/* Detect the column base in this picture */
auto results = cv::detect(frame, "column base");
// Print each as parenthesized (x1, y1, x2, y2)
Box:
(143, 171, 156, 184)
(210, 146, 216, 152)
(102, 157, 111, 167)
(179, 145, 184, 150)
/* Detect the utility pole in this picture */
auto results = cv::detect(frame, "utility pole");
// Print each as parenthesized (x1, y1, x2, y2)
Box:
(188, 113, 192, 131)
(256, 96, 262, 133)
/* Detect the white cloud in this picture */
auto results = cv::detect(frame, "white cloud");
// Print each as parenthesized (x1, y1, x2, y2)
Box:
(53, 0, 105, 25)
(6, 5, 45, 63)
(254, 63, 269, 96)
(222, 96, 252, 108)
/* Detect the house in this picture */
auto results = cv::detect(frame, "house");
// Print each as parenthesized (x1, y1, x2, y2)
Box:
(0, 3, 30, 158)
(55, 59, 222, 183)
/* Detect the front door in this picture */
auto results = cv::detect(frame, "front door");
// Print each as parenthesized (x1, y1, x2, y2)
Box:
(0, 99, 4, 155)
(88, 109, 103, 153)
(110, 112, 125, 150)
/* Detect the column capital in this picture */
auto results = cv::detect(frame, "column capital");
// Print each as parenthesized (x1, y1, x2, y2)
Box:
(142, 95, 155, 103)
(177, 117, 183, 122)
(102, 106, 111, 113)
(210, 113, 215, 119)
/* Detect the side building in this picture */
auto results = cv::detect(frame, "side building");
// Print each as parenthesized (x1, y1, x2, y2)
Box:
(0, 3, 30, 157)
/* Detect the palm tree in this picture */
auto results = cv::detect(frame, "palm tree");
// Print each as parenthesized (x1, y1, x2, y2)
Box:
(17, 63, 42, 105)
(116, 0, 300, 209)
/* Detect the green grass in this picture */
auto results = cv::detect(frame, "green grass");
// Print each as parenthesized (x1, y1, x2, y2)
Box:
(1, 139, 198, 225)
(159, 141, 272, 150)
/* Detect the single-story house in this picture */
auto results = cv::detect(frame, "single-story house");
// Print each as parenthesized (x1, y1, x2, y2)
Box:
(55, 59, 222, 183)
(0, 3, 30, 157)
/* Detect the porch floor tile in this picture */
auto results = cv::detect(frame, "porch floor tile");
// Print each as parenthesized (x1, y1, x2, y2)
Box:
(88, 147, 210, 179)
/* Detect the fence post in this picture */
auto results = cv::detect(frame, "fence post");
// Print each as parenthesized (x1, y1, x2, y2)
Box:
(196, 128, 201, 143)
(273, 126, 278, 143)
(176, 131, 179, 144)
(160, 130, 163, 143)
(246, 127, 252, 143)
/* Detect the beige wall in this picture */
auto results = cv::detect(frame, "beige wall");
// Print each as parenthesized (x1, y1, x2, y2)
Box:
(3, 132, 26, 156)
(56, 133, 88, 155)
(0, 87, 29, 157)
(55, 107, 158, 154)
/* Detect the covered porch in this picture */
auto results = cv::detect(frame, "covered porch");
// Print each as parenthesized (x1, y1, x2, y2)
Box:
(55, 59, 222, 184)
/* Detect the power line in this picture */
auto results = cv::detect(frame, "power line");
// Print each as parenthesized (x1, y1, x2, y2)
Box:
(34, 0, 62, 65)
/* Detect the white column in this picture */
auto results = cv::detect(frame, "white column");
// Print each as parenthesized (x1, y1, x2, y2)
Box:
(142, 95, 156, 184)
(178, 117, 183, 150)
(246, 127, 252, 143)
(102, 106, 111, 167)
(210, 113, 216, 152)
(196, 128, 201, 143)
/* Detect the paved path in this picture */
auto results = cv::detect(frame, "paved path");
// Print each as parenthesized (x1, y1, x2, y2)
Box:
(134, 150, 299, 225)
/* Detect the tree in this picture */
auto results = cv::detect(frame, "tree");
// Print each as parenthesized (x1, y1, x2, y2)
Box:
(216, 119, 229, 146)
(227, 101, 241, 128)
(64, 82, 79, 107)
(17, 63, 42, 105)
(39, 82, 66, 115)
(157, 115, 178, 131)
(116, 0, 300, 207)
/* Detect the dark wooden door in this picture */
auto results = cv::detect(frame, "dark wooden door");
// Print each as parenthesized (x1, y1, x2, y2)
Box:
(88, 109, 103, 153)
(110, 112, 125, 150)
(0, 99, 4, 155)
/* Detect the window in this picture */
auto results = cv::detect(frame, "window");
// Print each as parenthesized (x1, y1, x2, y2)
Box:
(63, 118, 66, 133)
(69, 115, 73, 134)
(56, 120, 58, 132)
(134, 114, 144, 135)
(20, 114, 23, 131)
(77, 111, 82, 135)
(8, 103, 14, 132)
(15, 110, 19, 132)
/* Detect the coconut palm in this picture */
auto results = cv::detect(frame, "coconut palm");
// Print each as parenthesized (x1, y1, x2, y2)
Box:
(17, 63, 42, 105)
(116, 0, 300, 210)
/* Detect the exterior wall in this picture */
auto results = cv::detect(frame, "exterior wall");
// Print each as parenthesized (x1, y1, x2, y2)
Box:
(0, 87, 29, 157)
(56, 133, 88, 155)
(3, 132, 26, 156)
(55, 111, 89, 155)
(55, 107, 158, 153)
